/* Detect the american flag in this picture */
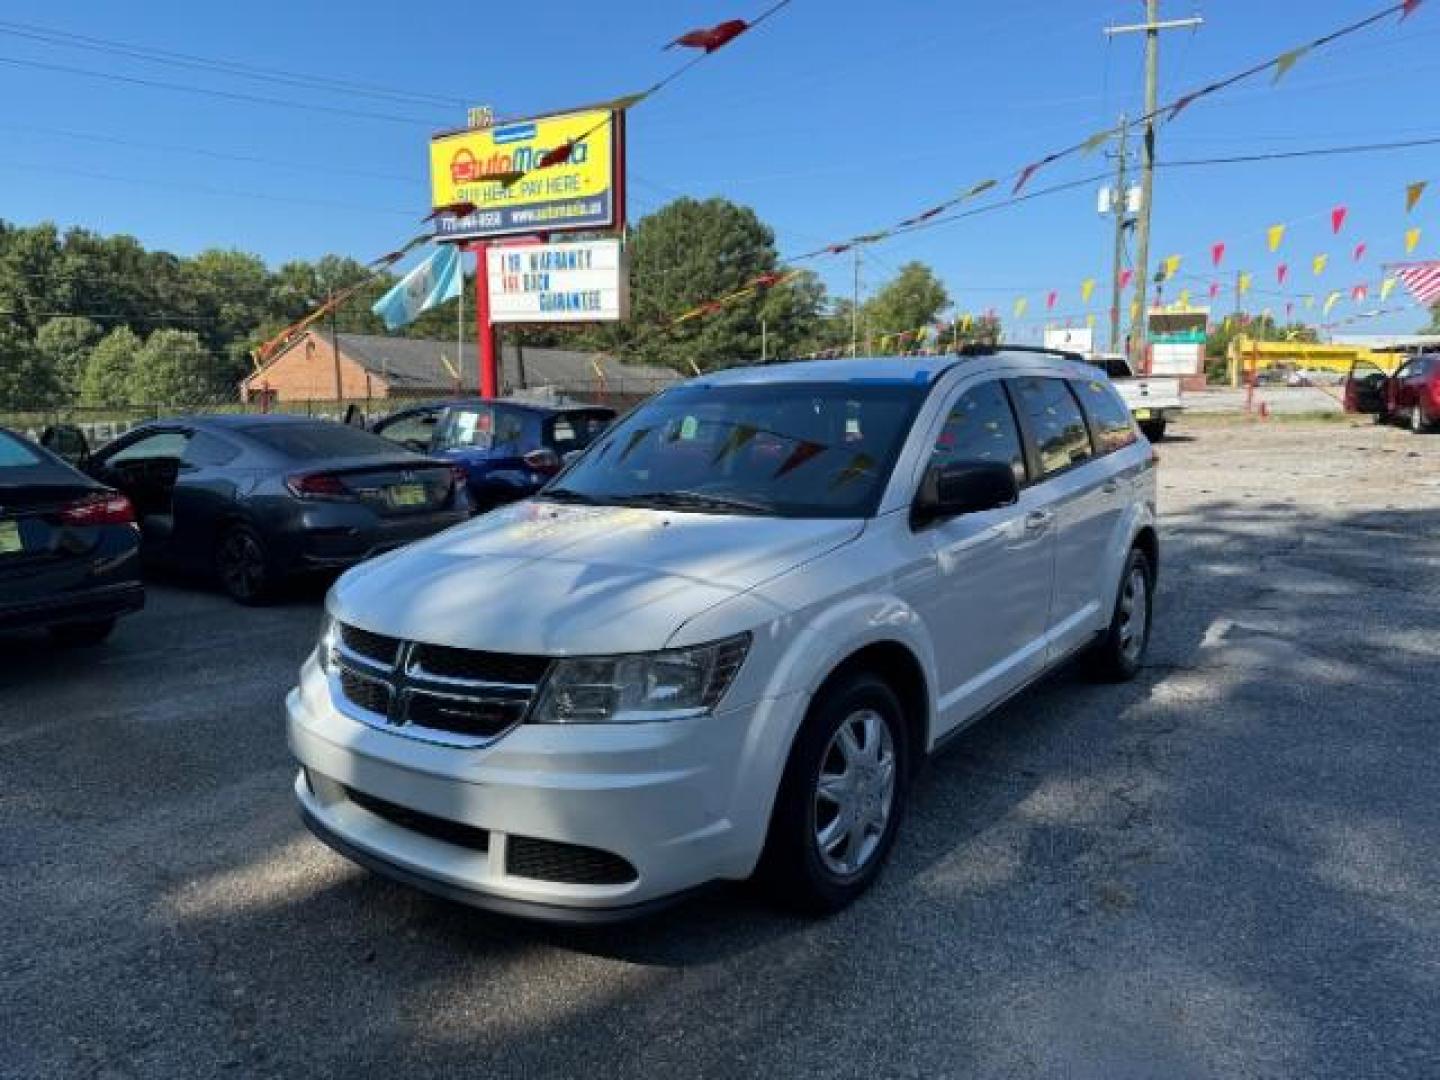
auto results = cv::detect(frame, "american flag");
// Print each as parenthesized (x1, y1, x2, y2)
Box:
(1394, 261, 1440, 306)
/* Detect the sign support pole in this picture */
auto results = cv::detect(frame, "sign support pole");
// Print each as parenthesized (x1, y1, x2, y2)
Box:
(473, 243, 498, 399)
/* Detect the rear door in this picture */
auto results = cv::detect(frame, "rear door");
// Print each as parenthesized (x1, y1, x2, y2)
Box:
(1007, 375, 1113, 657)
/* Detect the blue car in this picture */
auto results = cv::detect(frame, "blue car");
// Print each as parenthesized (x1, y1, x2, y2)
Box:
(372, 399, 615, 513)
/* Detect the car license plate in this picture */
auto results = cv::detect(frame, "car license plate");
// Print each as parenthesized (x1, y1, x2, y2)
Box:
(388, 483, 427, 508)
(1133, 408, 1152, 420)
(0, 520, 21, 555)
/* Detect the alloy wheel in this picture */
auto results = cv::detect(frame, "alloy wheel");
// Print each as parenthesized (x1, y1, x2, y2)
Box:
(813, 708, 896, 876)
(1118, 563, 1150, 664)
(219, 530, 266, 600)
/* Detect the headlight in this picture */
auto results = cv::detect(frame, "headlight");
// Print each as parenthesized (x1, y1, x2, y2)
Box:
(530, 633, 750, 724)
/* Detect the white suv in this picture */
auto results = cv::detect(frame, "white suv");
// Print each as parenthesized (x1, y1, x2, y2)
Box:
(287, 349, 1158, 921)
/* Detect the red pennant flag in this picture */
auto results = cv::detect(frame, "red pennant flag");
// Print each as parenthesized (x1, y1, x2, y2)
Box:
(667, 18, 749, 53)
(826, 243, 853, 255)
(424, 200, 478, 221)
(1046, 291, 1058, 310)
(1013, 161, 1042, 195)
(538, 142, 575, 169)
(1330, 206, 1348, 234)
(900, 206, 945, 227)
(1211, 242, 1226, 268)
(1277, 263, 1289, 285)
(1118, 269, 1133, 289)
(1208, 282, 1221, 300)
(1352, 284, 1368, 301)
(1353, 242, 1367, 262)
(748, 272, 785, 289)
(1167, 91, 1200, 121)
(1401, 0, 1422, 20)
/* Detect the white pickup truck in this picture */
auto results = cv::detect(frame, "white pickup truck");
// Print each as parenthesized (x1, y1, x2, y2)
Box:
(1093, 353, 1183, 441)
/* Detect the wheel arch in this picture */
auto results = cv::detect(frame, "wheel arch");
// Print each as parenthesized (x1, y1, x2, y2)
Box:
(812, 640, 932, 765)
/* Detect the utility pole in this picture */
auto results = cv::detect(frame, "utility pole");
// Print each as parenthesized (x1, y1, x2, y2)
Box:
(850, 247, 861, 357)
(1105, 3, 1203, 370)
(1107, 115, 1131, 353)
(328, 291, 343, 403)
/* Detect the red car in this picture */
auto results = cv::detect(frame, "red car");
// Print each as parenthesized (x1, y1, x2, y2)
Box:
(1343, 353, 1440, 433)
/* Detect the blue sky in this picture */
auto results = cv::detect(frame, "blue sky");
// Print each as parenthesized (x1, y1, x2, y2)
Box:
(1, 0, 1436, 339)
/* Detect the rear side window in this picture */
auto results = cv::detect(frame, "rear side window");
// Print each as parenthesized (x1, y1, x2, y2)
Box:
(547, 412, 612, 454)
(0, 431, 42, 468)
(241, 422, 396, 460)
(1009, 377, 1094, 477)
(107, 430, 190, 464)
(931, 380, 1027, 484)
(1071, 378, 1138, 455)
(183, 431, 241, 467)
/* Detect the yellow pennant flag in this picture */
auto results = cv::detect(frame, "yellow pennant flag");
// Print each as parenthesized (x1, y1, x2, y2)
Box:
(1380, 277, 1397, 302)
(1406, 181, 1427, 214)
(1312, 254, 1328, 276)
(1303, 294, 1315, 309)
(1178, 289, 1191, 307)
(1081, 129, 1112, 155)
(1014, 297, 1028, 317)
(1163, 254, 1182, 279)
(1406, 227, 1422, 253)
(966, 179, 997, 199)
(1273, 46, 1308, 83)
(1080, 277, 1096, 304)
(1323, 290, 1341, 316)
(1086, 313, 1097, 328)
(961, 312, 974, 331)
(1238, 271, 1253, 295)
(1130, 299, 1142, 321)
(1267, 225, 1286, 252)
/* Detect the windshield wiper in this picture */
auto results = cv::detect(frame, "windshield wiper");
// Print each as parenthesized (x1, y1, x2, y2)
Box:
(536, 487, 602, 504)
(618, 490, 775, 515)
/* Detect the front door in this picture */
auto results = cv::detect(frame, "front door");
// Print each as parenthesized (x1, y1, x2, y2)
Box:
(911, 377, 1054, 734)
(1344, 358, 1389, 414)
(89, 429, 191, 558)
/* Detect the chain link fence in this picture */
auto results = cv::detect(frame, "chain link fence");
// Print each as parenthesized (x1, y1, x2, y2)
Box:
(0, 378, 673, 447)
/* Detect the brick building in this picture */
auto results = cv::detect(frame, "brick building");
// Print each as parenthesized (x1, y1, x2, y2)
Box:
(240, 331, 680, 403)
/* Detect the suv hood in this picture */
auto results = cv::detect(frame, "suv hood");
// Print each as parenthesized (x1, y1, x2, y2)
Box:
(332, 500, 863, 655)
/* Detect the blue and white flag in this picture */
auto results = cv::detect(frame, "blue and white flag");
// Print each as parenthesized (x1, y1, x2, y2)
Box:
(371, 244, 462, 331)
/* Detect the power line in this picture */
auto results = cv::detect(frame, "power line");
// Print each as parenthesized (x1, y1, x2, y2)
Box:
(0, 53, 444, 127)
(0, 18, 466, 109)
(1159, 134, 1440, 167)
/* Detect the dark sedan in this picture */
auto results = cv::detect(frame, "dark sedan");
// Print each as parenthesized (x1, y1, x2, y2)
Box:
(0, 426, 144, 644)
(78, 415, 471, 603)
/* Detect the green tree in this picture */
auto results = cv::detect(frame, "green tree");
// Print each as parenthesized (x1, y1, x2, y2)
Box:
(862, 262, 949, 354)
(35, 316, 101, 397)
(132, 329, 229, 407)
(598, 197, 822, 372)
(81, 326, 142, 406)
(0, 319, 63, 409)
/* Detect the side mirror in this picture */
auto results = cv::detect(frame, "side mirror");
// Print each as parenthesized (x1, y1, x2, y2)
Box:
(911, 461, 1019, 528)
(523, 447, 563, 475)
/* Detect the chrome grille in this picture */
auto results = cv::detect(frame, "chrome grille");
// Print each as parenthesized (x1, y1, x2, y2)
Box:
(330, 622, 548, 748)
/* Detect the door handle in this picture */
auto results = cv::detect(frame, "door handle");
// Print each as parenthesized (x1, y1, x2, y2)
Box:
(1024, 509, 1053, 532)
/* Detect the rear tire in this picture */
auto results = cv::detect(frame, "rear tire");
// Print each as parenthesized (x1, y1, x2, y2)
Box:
(215, 523, 273, 605)
(1411, 405, 1432, 434)
(1085, 547, 1154, 682)
(758, 671, 911, 915)
(48, 618, 116, 647)
(1139, 418, 1167, 442)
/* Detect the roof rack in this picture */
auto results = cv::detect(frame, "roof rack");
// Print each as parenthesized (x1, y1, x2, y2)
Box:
(955, 343, 1085, 362)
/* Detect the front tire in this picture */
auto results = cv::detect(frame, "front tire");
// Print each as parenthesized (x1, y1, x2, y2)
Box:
(1086, 547, 1154, 682)
(758, 671, 911, 915)
(49, 618, 117, 647)
(215, 523, 273, 605)
(1139, 418, 1167, 442)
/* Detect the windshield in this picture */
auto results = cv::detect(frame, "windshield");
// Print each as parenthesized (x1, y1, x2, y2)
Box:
(543, 381, 926, 518)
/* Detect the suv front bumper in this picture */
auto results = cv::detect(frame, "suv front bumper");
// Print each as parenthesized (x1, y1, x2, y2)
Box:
(286, 655, 799, 920)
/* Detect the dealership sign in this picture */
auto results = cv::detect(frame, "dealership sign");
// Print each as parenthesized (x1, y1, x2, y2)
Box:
(486, 239, 629, 323)
(430, 107, 625, 242)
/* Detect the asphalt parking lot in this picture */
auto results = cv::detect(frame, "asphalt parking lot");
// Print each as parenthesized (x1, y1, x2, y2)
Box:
(4, 418, 1438, 1079)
